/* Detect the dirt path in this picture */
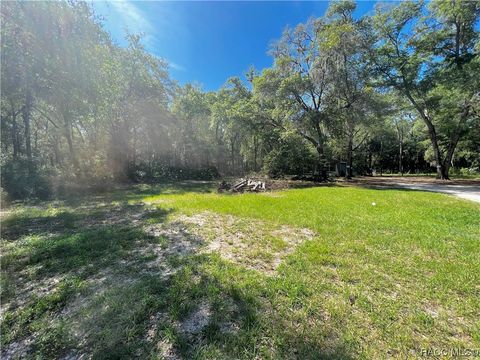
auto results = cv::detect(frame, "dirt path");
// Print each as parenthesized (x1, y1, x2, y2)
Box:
(345, 176, 480, 203)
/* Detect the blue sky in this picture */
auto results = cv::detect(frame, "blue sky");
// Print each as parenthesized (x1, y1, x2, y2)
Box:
(92, 1, 377, 91)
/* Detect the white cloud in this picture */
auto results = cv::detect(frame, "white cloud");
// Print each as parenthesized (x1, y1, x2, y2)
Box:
(168, 61, 186, 72)
(150, 51, 187, 72)
(108, 0, 156, 47)
(100, 1, 187, 73)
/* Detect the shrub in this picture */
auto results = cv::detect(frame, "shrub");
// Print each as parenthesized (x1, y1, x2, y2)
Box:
(1, 158, 52, 200)
(263, 132, 316, 177)
(451, 167, 480, 178)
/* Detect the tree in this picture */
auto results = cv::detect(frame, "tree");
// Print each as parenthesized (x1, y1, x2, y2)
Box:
(2, 0, 479, 200)
(253, 17, 333, 178)
(1, 1, 176, 197)
(172, 84, 212, 168)
(211, 78, 254, 175)
(320, 0, 377, 178)
(368, 0, 480, 179)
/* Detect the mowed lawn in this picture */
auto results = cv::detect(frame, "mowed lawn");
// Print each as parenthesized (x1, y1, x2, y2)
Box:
(1, 183, 479, 359)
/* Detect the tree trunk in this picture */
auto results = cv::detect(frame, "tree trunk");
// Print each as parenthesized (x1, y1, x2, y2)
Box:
(11, 104, 19, 158)
(399, 134, 403, 176)
(346, 136, 353, 179)
(53, 136, 61, 165)
(426, 126, 448, 180)
(132, 125, 137, 167)
(63, 113, 79, 171)
(22, 89, 33, 172)
(253, 134, 258, 172)
(403, 92, 448, 179)
(443, 140, 459, 181)
(442, 107, 470, 180)
(316, 144, 327, 180)
(23, 91, 32, 160)
(231, 141, 235, 176)
(414, 108, 446, 179)
(379, 140, 383, 176)
(1, 116, 8, 153)
(368, 150, 373, 175)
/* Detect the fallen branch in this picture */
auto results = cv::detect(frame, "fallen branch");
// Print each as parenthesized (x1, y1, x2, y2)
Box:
(218, 178, 267, 193)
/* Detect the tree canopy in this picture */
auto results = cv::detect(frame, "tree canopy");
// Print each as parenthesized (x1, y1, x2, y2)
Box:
(1, 0, 479, 199)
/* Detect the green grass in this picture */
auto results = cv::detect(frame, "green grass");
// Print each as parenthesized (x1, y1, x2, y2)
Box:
(1, 183, 479, 359)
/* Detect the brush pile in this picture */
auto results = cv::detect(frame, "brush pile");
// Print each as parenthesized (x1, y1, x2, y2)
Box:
(218, 178, 267, 193)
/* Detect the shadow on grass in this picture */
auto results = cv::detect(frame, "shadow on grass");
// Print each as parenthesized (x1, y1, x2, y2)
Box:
(1, 210, 79, 240)
(61, 181, 216, 206)
(129, 181, 215, 196)
(68, 254, 356, 360)
(1, 202, 171, 241)
(1, 202, 175, 356)
(1, 186, 356, 360)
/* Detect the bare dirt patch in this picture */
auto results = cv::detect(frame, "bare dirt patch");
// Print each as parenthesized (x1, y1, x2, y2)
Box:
(2, 203, 315, 359)
(176, 211, 316, 274)
(0, 338, 35, 360)
(144, 301, 215, 359)
(1, 273, 65, 317)
(155, 339, 180, 360)
(145, 312, 182, 360)
(144, 222, 203, 259)
(179, 301, 212, 335)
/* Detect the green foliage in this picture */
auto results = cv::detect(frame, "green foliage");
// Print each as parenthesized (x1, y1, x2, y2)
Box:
(1, 158, 52, 200)
(263, 132, 316, 177)
(1, 0, 479, 200)
(368, 0, 480, 178)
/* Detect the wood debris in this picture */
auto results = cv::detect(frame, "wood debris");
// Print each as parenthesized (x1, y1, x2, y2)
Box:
(218, 179, 266, 193)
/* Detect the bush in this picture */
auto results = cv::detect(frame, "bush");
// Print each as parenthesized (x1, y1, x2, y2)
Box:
(264, 132, 316, 177)
(451, 167, 480, 178)
(1, 158, 52, 200)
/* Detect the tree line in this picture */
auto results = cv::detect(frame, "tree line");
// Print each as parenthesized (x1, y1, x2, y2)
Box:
(1, 0, 479, 199)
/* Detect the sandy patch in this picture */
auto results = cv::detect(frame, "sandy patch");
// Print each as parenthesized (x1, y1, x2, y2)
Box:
(176, 212, 316, 274)
(0, 338, 35, 360)
(180, 301, 212, 335)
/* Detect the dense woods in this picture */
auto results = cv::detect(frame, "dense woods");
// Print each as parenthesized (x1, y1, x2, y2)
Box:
(1, 0, 479, 200)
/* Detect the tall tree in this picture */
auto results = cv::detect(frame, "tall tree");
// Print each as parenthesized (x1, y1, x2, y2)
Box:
(320, 0, 376, 178)
(253, 17, 333, 178)
(368, 0, 480, 179)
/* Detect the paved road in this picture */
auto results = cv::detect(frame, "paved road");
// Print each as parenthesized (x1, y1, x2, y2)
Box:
(386, 182, 480, 203)
(347, 176, 480, 203)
